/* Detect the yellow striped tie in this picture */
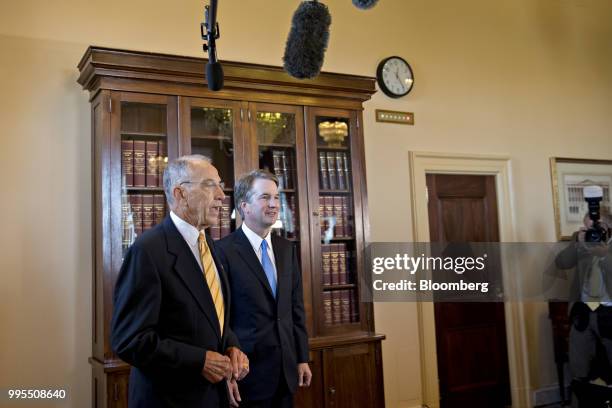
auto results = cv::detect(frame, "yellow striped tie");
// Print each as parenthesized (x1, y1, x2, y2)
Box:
(198, 232, 224, 334)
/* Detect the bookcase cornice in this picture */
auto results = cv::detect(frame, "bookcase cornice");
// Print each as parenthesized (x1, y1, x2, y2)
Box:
(77, 46, 376, 104)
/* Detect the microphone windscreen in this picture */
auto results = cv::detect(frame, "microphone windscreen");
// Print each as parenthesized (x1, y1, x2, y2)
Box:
(283, 1, 331, 79)
(206, 61, 224, 91)
(352, 0, 378, 9)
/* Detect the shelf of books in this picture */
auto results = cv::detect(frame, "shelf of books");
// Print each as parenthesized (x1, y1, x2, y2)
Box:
(120, 102, 169, 254)
(314, 114, 360, 330)
(190, 106, 236, 240)
(256, 109, 300, 241)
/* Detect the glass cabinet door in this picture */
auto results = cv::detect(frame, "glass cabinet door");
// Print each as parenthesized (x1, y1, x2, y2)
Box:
(116, 94, 177, 257)
(306, 107, 365, 335)
(248, 102, 313, 334)
(181, 98, 243, 241)
(249, 104, 305, 240)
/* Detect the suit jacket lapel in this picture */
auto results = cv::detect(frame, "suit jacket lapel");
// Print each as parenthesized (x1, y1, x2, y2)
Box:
(235, 229, 276, 300)
(163, 217, 221, 340)
(272, 235, 290, 310)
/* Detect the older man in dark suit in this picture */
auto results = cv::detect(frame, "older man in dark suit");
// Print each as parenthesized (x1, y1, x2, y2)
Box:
(216, 170, 311, 408)
(111, 155, 249, 407)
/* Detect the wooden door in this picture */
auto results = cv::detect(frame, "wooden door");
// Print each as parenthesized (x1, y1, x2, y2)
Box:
(426, 174, 511, 408)
(294, 351, 324, 408)
(322, 342, 385, 408)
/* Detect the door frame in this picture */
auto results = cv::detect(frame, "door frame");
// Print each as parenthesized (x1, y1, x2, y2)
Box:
(408, 151, 531, 408)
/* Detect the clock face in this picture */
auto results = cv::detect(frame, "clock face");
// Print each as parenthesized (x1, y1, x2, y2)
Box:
(376, 56, 414, 98)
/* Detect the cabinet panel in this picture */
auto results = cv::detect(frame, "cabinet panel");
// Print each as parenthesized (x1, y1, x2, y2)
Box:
(323, 342, 384, 408)
(107, 371, 130, 408)
(294, 351, 324, 408)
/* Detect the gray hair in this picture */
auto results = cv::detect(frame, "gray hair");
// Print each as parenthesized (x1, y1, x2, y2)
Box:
(234, 170, 279, 218)
(163, 154, 212, 206)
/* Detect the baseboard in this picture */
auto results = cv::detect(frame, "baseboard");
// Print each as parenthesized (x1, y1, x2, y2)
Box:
(533, 384, 570, 407)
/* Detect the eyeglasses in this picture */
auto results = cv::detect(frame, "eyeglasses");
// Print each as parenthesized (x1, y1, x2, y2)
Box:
(180, 179, 225, 191)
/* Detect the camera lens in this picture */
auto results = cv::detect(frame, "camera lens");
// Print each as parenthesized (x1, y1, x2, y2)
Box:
(585, 229, 602, 243)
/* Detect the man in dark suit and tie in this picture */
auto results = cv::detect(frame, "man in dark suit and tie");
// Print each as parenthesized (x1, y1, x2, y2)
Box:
(216, 170, 311, 408)
(111, 155, 249, 407)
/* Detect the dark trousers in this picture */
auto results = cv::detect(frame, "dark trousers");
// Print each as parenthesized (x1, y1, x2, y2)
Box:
(569, 304, 612, 381)
(241, 378, 293, 408)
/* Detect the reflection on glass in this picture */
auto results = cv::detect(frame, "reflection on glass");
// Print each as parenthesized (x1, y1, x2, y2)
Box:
(190, 106, 235, 241)
(318, 121, 348, 148)
(316, 117, 349, 148)
(271, 192, 298, 240)
(257, 112, 296, 145)
(257, 111, 298, 239)
(192, 107, 233, 138)
(191, 107, 235, 188)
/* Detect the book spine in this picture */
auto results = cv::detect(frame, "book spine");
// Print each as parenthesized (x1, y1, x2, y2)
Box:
(342, 152, 350, 187)
(133, 140, 146, 187)
(336, 152, 345, 190)
(341, 289, 351, 324)
(342, 196, 352, 238)
(322, 244, 331, 286)
(319, 151, 329, 190)
(333, 196, 344, 237)
(324, 196, 334, 237)
(122, 196, 131, 250)
(323, 292, 333, 326)
(350, 289, 359, 322)
(281, 151, 291, 190)
(158, 140, 167, 182)
(210, 214, 221, 240)
(121, 140, 134, 187)
(330, 243, 340, 285)
(129, 194, 143, 237)
(319, 196, 326, 236)
(142, 194, 155, 231)
(153, 194, 166, 226)
(332, 291, 342, 324)
(145, 141, 159, 187)
(326, 152, 337, 190)
(272, 151, 284, 189)
(288, 195, 298, 239)
(220, 196, 231, 238)
(338, 243, 348, 285)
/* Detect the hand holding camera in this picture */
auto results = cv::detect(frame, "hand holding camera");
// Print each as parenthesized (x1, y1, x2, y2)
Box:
(576, 186, 611, 257)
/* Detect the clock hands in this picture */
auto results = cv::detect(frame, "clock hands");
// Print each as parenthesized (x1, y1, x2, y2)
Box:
(395, 69, 406, 92)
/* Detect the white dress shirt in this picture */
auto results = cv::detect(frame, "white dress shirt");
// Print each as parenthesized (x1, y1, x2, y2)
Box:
(170, 211, 224, 303)
(241, 222, 278, 280)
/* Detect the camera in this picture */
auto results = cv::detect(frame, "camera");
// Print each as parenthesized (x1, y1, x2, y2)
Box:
(583, 185, 609, 243)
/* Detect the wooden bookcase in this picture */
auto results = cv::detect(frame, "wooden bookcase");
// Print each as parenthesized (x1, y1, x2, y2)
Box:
(78, 47, 385, 408)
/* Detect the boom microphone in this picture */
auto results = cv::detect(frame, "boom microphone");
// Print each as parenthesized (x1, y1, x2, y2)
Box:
(352, 0, 379, 9)
(283, 0, 331, 79)
(202, 0, 224, 91)
(206, 62, 223, 91)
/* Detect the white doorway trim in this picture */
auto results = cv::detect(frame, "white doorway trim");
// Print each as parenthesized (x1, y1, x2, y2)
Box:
(408, 151, 531, 408)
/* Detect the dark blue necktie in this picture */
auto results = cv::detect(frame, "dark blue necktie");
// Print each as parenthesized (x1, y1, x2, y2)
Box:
(260, 239, 277, 298)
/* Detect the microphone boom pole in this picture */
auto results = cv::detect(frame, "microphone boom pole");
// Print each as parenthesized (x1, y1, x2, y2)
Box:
(201, 0, 224, 91)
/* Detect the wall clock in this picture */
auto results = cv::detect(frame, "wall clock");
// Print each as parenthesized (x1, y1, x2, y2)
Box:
(376, 56, 414, 98)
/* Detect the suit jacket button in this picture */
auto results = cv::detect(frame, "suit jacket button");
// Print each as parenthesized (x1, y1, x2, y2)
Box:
(277, 317, 281, 321)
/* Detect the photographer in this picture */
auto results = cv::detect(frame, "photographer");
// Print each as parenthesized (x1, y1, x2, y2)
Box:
(555, 186, 612, 406)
